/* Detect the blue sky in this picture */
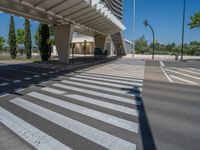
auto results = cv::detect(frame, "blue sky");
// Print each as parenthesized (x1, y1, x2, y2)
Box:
(0, 0, 200, 45)
(124, 0, 200, 44)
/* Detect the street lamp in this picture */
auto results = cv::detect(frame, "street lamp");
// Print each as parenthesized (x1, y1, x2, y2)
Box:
(144, 20, 155, 60)
(181, 0, 186, 61)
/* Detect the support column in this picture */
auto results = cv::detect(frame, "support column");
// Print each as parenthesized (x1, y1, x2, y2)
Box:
(94, 35, 106, 51)
(53, 24, 74, 63)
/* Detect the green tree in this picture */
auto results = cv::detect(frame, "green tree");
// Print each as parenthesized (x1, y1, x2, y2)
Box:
(16, 29, 25, 55)
(189, 11, 200, 29)
(8, 16, 17, 59)
(0, 36, 5, 53)
(38, 24, 51, 61)
(134, 35, 149, 54)
(16, 29, 25, 47)
(24, 19, 32, 59)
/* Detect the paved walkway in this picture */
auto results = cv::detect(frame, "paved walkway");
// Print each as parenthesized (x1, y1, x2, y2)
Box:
(0, 58, 145, 150)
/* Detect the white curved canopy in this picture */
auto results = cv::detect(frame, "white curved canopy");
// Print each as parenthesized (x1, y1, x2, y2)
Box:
(0, 0, 126, 35)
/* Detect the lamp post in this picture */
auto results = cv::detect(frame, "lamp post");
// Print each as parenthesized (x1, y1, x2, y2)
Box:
(181, 0, 186, 61)
(144, 20, 155, 60)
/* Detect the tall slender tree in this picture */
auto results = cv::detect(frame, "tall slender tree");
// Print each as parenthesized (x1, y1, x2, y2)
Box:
(24, 19, 32, 59)
(8, 16, 17, 59)
(38, 23, 50, 61)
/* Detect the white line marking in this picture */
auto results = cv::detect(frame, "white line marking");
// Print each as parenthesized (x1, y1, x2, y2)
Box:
(24, 77, 32, 80)
(160, 67, 173, 82)
(65, 94, 140, 117)
(11, 98, 136, 150)
(15, 88, 25, 93)
(33, 75, 40, 78)
(0, 83, 9, 86)
(28, 92, 138, 133)
(84, 73, 143, 79)
(0, 107, 72, 150)
(159, 61, 165, 67)
(68, 78, 141, 89)
(189, 68, 200, 72)
(165, 68, 200, 80)
(62, 80, 142, 96)
(53, 83, 141, 106)
(74, 75, 143, 86)
(42, 73, 48, 76)
(0, 92, 10, 97)
(81, 73, 143, 82)
(42, 87, 66, 95)
(49, 71, 54, 74)
(169, 67, 200, 75)
(13, 80, 21, 83)
(170, 75, 198, 85)
(0, 77, 11, 82)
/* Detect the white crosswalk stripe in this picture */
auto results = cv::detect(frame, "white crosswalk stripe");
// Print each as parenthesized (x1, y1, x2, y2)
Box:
(0, 107, 72, 150)
(64, 94, 140, 116)
(67, 77, 141, 88)
(61, 80, 142, 95)
(80, 73, 143, 82)
(53, 83, 141, 105)
(11, 98, 136, 150)
(28, 92, 139, 133)
(42, 87, 66, 95)
(1, 59, 145, 149)
(73, 75, 143, 86)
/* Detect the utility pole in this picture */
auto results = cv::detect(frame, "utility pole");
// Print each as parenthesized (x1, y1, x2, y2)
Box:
(181, 0, 186, 61)
(144, 20, 155, 60)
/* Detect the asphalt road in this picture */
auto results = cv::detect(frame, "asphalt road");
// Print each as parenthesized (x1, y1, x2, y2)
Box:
(0, 58, 200, 150)
(142, 60, 200, 150)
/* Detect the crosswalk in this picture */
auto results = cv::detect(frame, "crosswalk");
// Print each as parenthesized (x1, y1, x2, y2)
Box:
(0, 59, 145, 150)
(164, 66, 200, 86)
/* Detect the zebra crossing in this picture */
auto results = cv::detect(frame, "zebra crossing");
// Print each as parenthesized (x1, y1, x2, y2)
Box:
(161, 61, 200, 86)
(0, 59, 145, 150)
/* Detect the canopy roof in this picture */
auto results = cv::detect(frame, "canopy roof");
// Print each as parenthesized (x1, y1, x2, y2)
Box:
(0, 0, 126, 35)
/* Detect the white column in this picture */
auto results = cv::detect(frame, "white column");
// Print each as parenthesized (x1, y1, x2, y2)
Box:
(53, 24, 74, 63)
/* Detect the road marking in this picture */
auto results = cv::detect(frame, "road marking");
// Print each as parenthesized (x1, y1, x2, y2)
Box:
(81, 73, 143, 82)
(15, 88, 25, 93)
(68, 78, 141, 89)
(42, 73, 48, 76)
(189, 68, 200, 72)
(160, 67, 173, 82)
(33, 75, 40, 78)
(169, 67, 200, 75)
(0, 92, 10, 97)
(11, 98, 136, 150)
(65, 94, 140, 117)
(42, 87, 66, 95)
(0, 83, 9, 86)
(0, 107, 72, 150)
(24, 77, 32, 80)
(159, 61, 165, 67)
(170, 75, 198, 85)
(165, 68, 200, 80)
(28, 92, 138, 133)
(53, 83, 141, 106)
(49, 71, 54, 74)
(13, 80, 21, 83)
(74, 75, 143, 86)
(82, 73, 143, 79)
(0, 77, 11, 82)
(62, 80, 142, 95)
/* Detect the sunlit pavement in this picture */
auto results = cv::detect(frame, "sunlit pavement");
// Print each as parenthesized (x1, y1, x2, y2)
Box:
(0, 57, 200, 150)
